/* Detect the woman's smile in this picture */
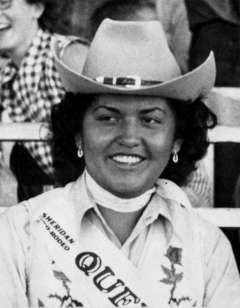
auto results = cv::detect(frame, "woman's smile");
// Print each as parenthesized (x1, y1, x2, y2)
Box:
(0, 23, 10, 31)
(110, 154, 145, 166)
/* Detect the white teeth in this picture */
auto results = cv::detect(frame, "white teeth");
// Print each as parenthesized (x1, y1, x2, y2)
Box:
(0, 25, 9, 30)
(112, 155, 142, 164)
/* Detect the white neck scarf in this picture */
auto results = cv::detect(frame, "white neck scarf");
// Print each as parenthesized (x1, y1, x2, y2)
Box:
(85, 170, 156, 213)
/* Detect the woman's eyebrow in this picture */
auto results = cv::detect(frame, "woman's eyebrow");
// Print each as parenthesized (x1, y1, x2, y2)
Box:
(93, 105, 120, 113)
(93, 105, 167, 114)
(140, 107, 166, 115)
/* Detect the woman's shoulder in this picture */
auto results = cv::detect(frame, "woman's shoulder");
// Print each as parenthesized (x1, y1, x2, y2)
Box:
(173, 191, 228, 258)
(157, 178, 223, 242)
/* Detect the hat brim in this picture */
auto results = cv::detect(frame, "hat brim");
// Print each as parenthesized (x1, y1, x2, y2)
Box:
(53, 39, 216, 102)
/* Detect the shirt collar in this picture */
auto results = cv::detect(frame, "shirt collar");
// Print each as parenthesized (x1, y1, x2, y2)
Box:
(137, 178, 191, 224)
(156, 178, 192, 209)
(156, 178, 193, 243)
(25, 28, 51, 59)
(66, 172, 97, 222)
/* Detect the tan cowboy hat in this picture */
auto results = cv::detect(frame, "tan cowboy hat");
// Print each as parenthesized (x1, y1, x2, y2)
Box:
(53, 18, 216, 102)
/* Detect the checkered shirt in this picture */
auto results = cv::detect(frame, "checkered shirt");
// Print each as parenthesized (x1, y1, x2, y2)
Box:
(0, 29, 66, 177)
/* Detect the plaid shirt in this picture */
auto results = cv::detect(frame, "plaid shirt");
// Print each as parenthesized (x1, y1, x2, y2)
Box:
(0, 29, 66, 177)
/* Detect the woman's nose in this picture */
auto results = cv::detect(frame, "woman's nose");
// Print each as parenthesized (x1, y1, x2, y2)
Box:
(118, 118, 140, 147)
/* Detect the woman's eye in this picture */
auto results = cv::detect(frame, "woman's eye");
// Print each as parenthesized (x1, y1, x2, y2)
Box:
(142, 117, 162, 125)
(97, 115, 118, 123)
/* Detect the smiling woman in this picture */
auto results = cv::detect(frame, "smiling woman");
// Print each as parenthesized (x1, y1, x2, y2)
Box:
(0, 19, 239, 308)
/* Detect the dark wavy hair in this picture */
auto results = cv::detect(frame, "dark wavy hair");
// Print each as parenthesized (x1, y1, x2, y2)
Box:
(26, 0, 74, 34)
(51, 92, 217, 187)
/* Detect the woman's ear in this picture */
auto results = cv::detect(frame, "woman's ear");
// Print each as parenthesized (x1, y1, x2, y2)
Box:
(75, 133, 84, 158)
(32, 2, 45, 20)
(172, 138, 183, 154)
(75, 133, 82, 148)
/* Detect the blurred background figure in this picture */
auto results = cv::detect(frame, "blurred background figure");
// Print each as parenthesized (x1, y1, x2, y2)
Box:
(70, 0, 191, 74)
(87, 0, 191, 73)
(185, 0, 240, 86)
(0, 0, 88, 202)
(155, 0, 191, 73)
(185, 0, 240, 207)
(185, 0, 240, 268)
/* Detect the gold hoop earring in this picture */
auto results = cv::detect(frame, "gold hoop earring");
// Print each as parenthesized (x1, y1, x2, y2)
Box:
(77, 146, 83, 158)
(172, 151, 178, 163)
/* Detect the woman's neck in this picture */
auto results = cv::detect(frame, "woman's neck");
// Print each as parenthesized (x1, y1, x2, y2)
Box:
(97, 206, 144, 245)
(9, 24, 40, 67)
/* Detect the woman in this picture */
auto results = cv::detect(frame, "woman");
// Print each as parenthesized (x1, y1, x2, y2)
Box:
(0, 19, 239, 307)
(86, 0, 212, 208)
(0, 0, 88, 201)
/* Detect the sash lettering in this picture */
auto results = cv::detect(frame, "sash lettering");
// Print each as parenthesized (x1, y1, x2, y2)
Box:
(76, 251, 147, 307)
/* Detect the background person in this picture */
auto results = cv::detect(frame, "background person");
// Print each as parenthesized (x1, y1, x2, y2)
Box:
(87, 0, 191, 73)
(185, 0, 240, 268)
(0, 0, 88, 201)
(185, 0, 240, 206)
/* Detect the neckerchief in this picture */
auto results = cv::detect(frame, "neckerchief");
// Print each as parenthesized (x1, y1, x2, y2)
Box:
(85, 170, 156, 213)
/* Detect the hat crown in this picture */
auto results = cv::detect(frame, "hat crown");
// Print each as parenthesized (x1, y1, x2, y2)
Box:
(53, 19, 216, 101)
(82, 19, 181, 81)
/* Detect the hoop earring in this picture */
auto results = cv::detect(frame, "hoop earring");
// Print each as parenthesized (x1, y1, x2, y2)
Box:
(172, 151, 178, 164)
(77, 146, 83, 158)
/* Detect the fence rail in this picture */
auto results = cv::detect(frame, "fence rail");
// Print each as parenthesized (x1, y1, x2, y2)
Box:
(196, 208, 240, 228)
(0, 123, 51, 141)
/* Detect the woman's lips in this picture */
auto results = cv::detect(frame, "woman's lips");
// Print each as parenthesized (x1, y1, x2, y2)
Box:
(0, 24, 10, 31)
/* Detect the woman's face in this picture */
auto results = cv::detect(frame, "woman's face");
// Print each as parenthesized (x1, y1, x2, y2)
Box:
(78, 94, 181, 198)
(0, 0, 44, 64)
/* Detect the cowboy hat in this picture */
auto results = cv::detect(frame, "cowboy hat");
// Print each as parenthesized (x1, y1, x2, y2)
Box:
(53, 18, 216, 102)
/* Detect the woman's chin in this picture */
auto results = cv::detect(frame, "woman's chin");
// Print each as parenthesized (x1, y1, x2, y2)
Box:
(107, 182, 152, 199)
